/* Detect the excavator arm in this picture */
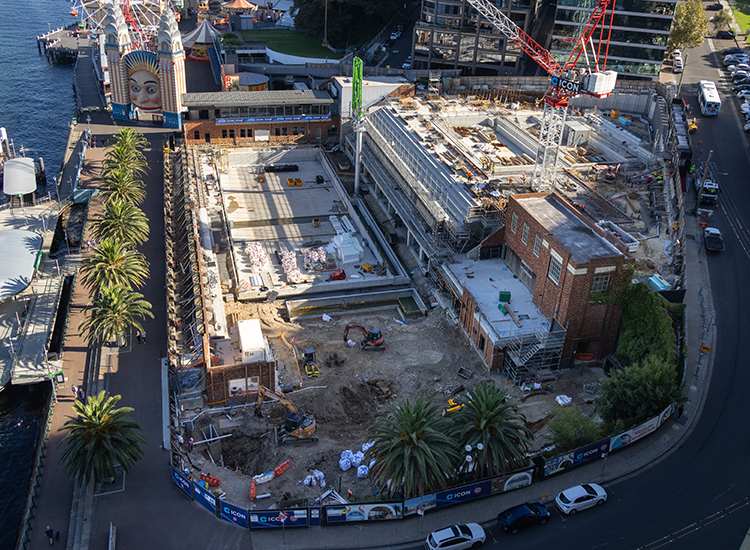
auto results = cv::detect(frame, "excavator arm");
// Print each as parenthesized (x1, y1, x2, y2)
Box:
(344, 324, 368, 342)
(256, 385, 299, 414)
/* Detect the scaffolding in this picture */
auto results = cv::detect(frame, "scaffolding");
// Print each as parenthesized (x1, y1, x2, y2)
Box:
(504, 319, 566, 383)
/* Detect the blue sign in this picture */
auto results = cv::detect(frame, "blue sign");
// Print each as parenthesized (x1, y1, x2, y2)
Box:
(435, 481, 492, 508)
(308, 506, 321, 527)
(249, 509, 308, 528)
(193, 481, 217, 515)
(171, 467, 192, 499)
(544, 438, 610, 477)
(216, 114, 331, 124)
(221, 501, 249, 529)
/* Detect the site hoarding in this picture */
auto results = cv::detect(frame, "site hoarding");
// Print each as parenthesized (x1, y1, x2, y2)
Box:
(193, 481, 217, 515)
(221, 501, 250, 529)
(249, 508, 309, 528)
(171, 467, 193, 498)
(543, 438, 611, 477)
(324, 502, 404, 523)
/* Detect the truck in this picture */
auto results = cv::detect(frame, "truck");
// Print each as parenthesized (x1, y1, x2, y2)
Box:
(704, 227, 725, 252)
(695, 164, 720, 206)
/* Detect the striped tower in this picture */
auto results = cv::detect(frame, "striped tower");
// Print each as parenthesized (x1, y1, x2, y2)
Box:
(104, 5, 131, 122)
(158, 8, 187, 129)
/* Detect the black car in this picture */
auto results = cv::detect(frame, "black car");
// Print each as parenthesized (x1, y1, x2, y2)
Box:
(717, 30, 736, 39)
(497, 502, 551, 534)
(733, 83, 750, 91)
(723, 47, 744, 55)
(707, 3, 723, 9)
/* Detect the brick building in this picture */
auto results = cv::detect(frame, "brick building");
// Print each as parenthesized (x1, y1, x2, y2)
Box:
(501, 193, 631, 360)
(182, 89, 338, 145)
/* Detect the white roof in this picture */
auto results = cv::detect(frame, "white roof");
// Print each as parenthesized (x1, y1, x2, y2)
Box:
(3, 157, 36, 196)
(237, 318, 264, 354)
(182, 19, 219, 47)
(0, 229, 42, 300)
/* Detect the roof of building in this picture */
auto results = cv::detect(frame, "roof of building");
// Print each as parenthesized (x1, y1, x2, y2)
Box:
(181, 19, 219, 48)
(0, 229, 42, 300)
(182, 89, 333, 107)
(333, 76, 410, 88)
(3, 157, 36, 196)
(514, 194, 622, 264)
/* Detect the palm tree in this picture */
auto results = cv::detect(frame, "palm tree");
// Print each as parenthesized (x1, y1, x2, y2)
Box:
(451, 381, 533, 478)
(59, 391, 146, 487)
(113, 127, 149, 152)
(103, 144, 147, 178)
(92, 199, 150, 246)
(79, 285, 153, 345)
(366, 396, 459, 498)
(80, 238, 149, 291)
(101, 169, 145, 205)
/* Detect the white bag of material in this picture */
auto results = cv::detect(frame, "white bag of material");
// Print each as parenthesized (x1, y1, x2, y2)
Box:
(352, 451, 364, 467)
(312, 469, 325, 481)
(320, 479, 326, 488)
(361, 442, 374, 453)
(341, 450, 354, 462)
(347, 339, 356, 347)
(339, 457, 352, 471)
(303, 475, 313, 486)
(322, 314, 332, 322)
(357, 465, 369, 479)
(555, 395, 572, 406)
(369, 459, 376, 468)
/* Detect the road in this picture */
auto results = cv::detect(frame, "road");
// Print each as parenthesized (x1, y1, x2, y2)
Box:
(401, 35, 750, 550)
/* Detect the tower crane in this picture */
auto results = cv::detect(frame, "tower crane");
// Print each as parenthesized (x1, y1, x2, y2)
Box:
(466, 0, 618, 191)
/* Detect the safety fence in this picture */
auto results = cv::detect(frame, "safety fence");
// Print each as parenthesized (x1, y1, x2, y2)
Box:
(171, 402, 675, 529)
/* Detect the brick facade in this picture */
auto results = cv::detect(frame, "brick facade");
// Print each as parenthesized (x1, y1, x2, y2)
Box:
(503, 193, 632, 359)
(183, 117, 341, 146)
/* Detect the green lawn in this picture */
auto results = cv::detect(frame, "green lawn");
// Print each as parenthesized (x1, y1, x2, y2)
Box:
(238, 30, 345, 59)
(733, 0, 750, 43)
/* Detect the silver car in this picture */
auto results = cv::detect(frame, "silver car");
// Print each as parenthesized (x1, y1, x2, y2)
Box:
(555, 483, 607, 515)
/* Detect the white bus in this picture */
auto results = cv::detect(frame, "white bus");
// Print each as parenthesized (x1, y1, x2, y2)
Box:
(698, 80, 721, 116)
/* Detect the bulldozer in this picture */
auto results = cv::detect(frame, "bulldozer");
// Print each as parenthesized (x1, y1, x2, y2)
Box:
(301, 347, 319, 378)
(343, 325, 387, 352)
(255, 386, 318, 443)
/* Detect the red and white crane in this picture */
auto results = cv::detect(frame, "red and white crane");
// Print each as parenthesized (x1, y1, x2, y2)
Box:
(467, 0, 618, 191)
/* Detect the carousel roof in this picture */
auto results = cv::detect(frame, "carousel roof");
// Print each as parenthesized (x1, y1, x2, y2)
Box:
(182, 19, 219, 47)
(222, 0, 258, 12)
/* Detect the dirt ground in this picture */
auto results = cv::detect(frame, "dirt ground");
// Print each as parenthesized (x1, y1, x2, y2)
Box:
(186, 301, 607, 510)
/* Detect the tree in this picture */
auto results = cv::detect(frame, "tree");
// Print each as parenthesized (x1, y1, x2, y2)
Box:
(450, 382, 532, 477)
(548, 405, 603, 453)
(712, 9, 734, 31)
(92, 199, 150, 246)
(668, 0, 709, 51)
(79, 285, 153, 345)
(111, 127, 149, 153)
(101, 169, 145, 205)
(596, 354, 683, 426)
(59, 391, 146, 487)
(367, 396, 459, 498)
(616, 283, 677, 366)
(103, 143, 147, 178)
(80, 238, 149, 291)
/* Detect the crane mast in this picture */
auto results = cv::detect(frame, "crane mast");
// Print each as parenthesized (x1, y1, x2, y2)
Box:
(467, 0, 617, 191)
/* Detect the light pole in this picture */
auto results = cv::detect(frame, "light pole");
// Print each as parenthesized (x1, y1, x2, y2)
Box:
(695, 149, 714, 216)
(677, 52, 689, 96)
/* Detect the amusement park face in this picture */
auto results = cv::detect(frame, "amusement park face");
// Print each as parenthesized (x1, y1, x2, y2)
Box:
(129, 69, 161, 111)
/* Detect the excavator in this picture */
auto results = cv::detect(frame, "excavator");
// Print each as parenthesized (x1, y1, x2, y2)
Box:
(344, 325, 387, 352)
(255, 386, 318, 443)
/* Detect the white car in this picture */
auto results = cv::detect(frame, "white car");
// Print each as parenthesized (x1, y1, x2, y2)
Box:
(744, 122, 750, 132)
(738, 90, 750, 98)
(555, 483, 608, 515)
(426, 523, 486, 550)
(728, 64, 750, 73)
(390, 30, 401, 40)
(672, 48, 682, 59)
(402, 55, 412, 69)
(724, 55, 749, 65)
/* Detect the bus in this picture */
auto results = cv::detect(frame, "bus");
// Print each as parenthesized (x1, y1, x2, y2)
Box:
(698, 80, 721, 116)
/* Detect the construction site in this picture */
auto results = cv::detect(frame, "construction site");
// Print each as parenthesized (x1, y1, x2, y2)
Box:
(162, 0, 691, 516)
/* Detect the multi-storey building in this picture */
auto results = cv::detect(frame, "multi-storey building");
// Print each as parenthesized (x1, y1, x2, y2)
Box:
(412, 0, 539, 75)
(550, 0, 675, 80)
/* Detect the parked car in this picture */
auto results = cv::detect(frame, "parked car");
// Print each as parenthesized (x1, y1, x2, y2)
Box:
(738, 90, 750, 98)
(390, 30, 401, 40)
(723, 47, 745, 55)
(402, 55, 412, 69)
(674, 59, 684, 73)
(672, 48, 682, 59)
(724, 55, 748, 65)
(728, 64, 750, 75)
(718, 30, 736, 39)
(732, 71, 750, 81)
(733, 77, 750, 85)
(733, 84, 750, 91)
(704, 227, 725, 251)
(497, 502, 551, 534)
(707, 3, 723, 9)
(745, 122, 750, 132)
(426, 524, 486, 550)
(555, 483, 608, 515)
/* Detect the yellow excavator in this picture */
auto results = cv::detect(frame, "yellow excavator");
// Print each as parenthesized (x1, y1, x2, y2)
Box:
(255, 386, 318, 443)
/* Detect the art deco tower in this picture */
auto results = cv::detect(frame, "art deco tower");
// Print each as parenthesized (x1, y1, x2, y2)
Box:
(158, 8, 187, 129)
(104, 5, 131, 121)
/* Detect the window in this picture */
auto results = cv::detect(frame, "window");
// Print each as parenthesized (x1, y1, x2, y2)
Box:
(548, 255, 562, 284)
(275, 127, 281, 136)
(533, 235, 541, 257)
(591, 273, 612, 293)
(198, 109, 209, 120)
(193, 130, 200, 140)
(221, 129, 227, 139)
(247, 129, 253, 138)
(316, 128, 321, 139)
(510, 211, 518, 234)
(300, 127, 305, 135)
(240, 129, 246, 138)
(282, 127, 288, 136)
(521, 223, 529, 245)
(293, 127, 299, 135)
(229, 129, 235, 139)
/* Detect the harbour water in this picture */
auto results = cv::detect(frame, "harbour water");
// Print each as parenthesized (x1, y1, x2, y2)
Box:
(0, 0, 77, 547)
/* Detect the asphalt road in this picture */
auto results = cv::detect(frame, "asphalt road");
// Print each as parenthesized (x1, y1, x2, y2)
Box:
(400, 35, 750, 550)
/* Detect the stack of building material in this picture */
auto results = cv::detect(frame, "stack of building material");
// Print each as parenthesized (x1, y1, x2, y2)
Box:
(244, 242, 270, 272)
